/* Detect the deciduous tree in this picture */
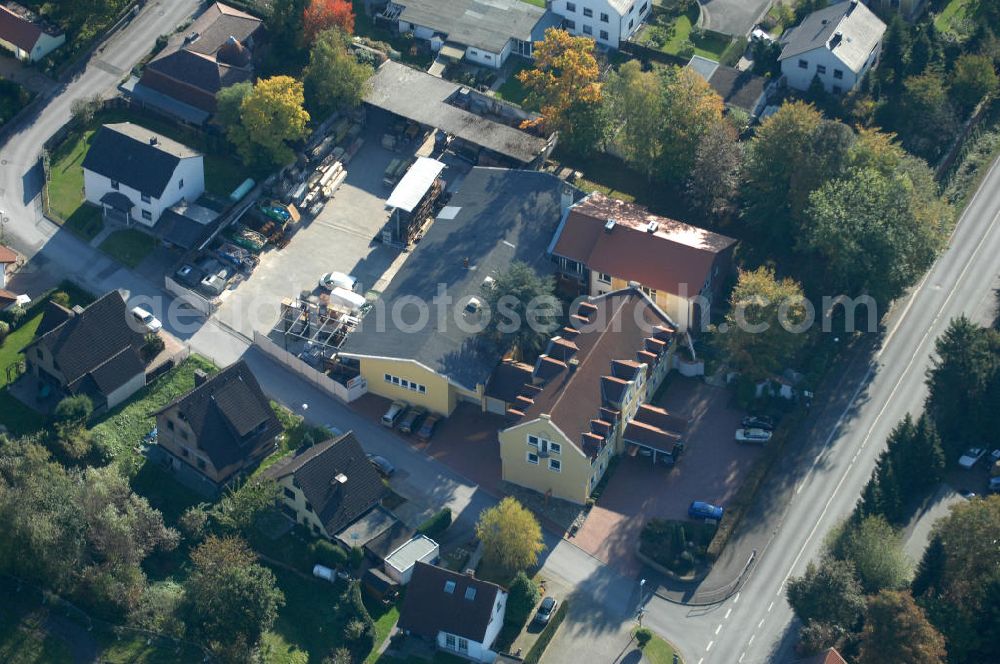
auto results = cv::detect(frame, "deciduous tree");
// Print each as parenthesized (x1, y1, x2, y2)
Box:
(859, 591, 946, 664)
(518, 29, 602, 151)
(718, 267, 809, 381)
(480, 261, 559, 360)
(787, 559, 866, 630)
(184, 536, 284, 663)
(951, 53, 998, 112)
(658, 66, 725, 182)
(879, 72, 958, 162)
(688, 120, 742, 217)
(304, 28, 372, 118)
(603, 60, 663, 179)
(302, 0, 355, 44)
(475, 497, 545, 574)
(219, 76, 310, 167)
(829, 516, 911, 594)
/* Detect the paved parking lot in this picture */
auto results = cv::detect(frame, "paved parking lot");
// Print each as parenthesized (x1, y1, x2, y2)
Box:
(213, 114, 409, 337)
(572, 376, 763, 573)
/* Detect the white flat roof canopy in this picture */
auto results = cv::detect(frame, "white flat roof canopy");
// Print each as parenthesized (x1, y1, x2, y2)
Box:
(386, 157, 446, 212)
(385, 535, 439, 573)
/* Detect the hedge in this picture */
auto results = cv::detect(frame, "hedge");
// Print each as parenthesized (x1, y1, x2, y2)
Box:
(310, 539, 349, 569)
(416, 508, 452, 540)
(523, 600, 569, 664)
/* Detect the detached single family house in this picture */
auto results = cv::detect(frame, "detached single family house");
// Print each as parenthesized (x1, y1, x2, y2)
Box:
(263, 431, 387, 540)
(129, 2, 262, 124)
(549, 192, 736, 332)
(384, 0, 561, 69)
(779, 0, 886, 95)
(550, 0, 651, 49)
(82, 123, 205, 228)
(398, 562, 508, 662)
(338, 167, 580, 416)
(0, 244, 17, 290)
(24, 291, 148, 412)
(154, 360, 282, 490)
(0, 2, 65, 62)
(498, 289, 689, 504)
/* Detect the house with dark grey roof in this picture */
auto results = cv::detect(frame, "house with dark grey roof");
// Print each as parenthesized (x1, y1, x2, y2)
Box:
(0, 2, 64, 62)
(497, 288, 686, 504)
(263, 431, 387, 539)
(338, 167, 580, 416)
(129, 2, 262, 124)
(686, 56, 770, 118)
(24, 291, 148, 412)
(779, 0, 886, 95)
(82, 123, 205, 228)
(154, 360, 282, 488)
(549, 192, 736, 331)
(383, 0, 560, 68)
(398, 562, 507, 662)
(364, 60, 556, 168)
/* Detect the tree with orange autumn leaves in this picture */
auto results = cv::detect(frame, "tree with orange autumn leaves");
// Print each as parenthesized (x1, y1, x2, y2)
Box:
(517, 28, 604, 154)
(302, 0, 354, 44)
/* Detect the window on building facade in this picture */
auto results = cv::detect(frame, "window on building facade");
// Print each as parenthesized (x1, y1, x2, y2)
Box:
(583, 7, 592, 17)
(527, 452, 539, 464)
(566, 1, 576, 11)
(816, 65, 826, 74)
(600, 12, 609, 22)
(110, 180, 119, 190)
(179, 179, 184, 189)
(445, 634, 456, 649)
(798, 59, 808, 69)
(583, 24, 592, 35)
(141, 193, 151, 203)
(458, 638, 468, 653)
(600, 30, 609, 40)
(283, 487, 295, 500)
(640, 2, 648, 13)
(549, 459, 562, 472)
(566, 18, 576, 29)
(142, 210, 152, 221)
(196, 457, 206, 470)
(597, 272, 612, 284)
(549, 441, 562, 455)
(528, 435, 539, 447)
(833, 69, 844, 79)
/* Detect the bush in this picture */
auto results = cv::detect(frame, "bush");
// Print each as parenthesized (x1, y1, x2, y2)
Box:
(49, 291, 70, 307)
(523, 600, 569, 664)
(497, 571, 540, 649)
(417, 507, 452, 540)
(310, 538, 349, 569)
(344, 580, 375, 656)
(179, 505, 210, 543)
(1, 305, 25, 328)
(141, 333, 165, 362)
(54, 394, 94, 424)
(0, 320, 9, 346)
(635, 627, 653, 647)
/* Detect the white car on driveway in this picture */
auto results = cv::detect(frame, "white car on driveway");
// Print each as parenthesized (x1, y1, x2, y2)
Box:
(318, 271, 360, 293)
(736, 428, 772, 444)
(130, 306, 162, 333)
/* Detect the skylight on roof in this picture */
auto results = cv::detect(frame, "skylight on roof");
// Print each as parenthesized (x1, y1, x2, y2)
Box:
(444, 580, 456, 594)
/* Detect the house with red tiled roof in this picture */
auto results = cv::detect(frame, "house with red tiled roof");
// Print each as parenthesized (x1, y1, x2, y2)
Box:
(0, 2, 64, 62)
(549, 192, 736, 332)
(0, 245, 17, 290)
(497, 288, 691, 504)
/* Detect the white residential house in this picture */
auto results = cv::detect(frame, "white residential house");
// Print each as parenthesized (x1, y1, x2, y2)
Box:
(82, 123, 205, 228)
(779, 0, 887, 95)
(397, 562, 508, 663)
(549, 0, 651, 49)
(0, 3, 65, 62)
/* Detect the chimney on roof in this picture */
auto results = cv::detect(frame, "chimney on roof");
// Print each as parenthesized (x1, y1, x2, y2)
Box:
(332, 473, 348, 488)
(830, 31, 843, 49)
(561, 186, 575, 212)
(194, 369, 208, 387)
(568, 357, 580, 373)
(604, 219, 616, 233)
(149, 137, 158, 146)
(646, 221, 659, 233)
(72, 305, 85, 314)
(847, 0, 858, 14)
(463, 257, 470, 269)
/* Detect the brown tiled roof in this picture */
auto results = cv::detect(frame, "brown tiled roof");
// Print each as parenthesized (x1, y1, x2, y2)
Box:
(0, 288, 17, 307)
(506, 289, 675, 454)
(398, 563, 504, 643)
(795, 648, 848, 664)
(0, 5, 42, 51)
(485, 360, 533, 402)
(600, 375, 628, 405)
(0, 245, 17, 264)
(623, 420, 681, 453)
(551, 193, 736, 296)
(635, 404, 689, 436)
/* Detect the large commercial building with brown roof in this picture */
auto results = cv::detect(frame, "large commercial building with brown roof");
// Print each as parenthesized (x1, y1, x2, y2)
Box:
(549, 192, 736, 332)
(497, 288, 690, 504)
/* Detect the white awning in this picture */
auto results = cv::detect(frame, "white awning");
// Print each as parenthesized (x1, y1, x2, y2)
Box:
(385, 157, 446, 212)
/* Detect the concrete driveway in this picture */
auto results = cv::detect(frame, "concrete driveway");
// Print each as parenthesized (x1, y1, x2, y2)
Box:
(571, 376, 762, 573)
(699, 0, 774, 37)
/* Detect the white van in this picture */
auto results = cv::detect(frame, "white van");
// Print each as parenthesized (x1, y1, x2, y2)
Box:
(328, 287, 367, 313)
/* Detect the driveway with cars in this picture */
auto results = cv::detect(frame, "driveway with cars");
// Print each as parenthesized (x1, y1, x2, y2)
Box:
(571, 376, 762, 573)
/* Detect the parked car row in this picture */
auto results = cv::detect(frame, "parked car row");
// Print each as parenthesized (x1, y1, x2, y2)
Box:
(381, 400, 441, 441)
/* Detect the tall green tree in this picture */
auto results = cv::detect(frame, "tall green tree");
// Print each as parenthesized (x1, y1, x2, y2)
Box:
(718, 267, 809, 380)
(658, 66, 725, 182)
(480, 261, 559, 360)
(951, 53, 999, 112)
(603, 60, 664, 179)
(184, 536, 284, 663)
(303, 28, 372, 119)
(859, 591, 947, 664)
(879, 72, 959, 162)
(787, 558, 867, 630)
(830, 516, 912, 594)
(218, 76, 310, 167)
(801, 165, 947, 305)
(475, 497, 545, 574)
(688, 120, 742, 217)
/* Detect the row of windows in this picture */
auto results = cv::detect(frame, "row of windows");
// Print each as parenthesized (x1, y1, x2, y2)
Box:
(109, 178, 184, 196)
(565, 3, 610, 22)
(527, 434, 561, 455)
(178, 445, 207, 470)
(444, 634, 469, 653)
(796, 59, 846, 80)
(526, 452, 562, 472)
(384, 373, 427, 394)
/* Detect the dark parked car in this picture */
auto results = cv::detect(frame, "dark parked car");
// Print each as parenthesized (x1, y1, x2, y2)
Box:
(688, 501, 723, 521)
(534, 597, 557, 625)
(398, 406, 426, 434)
(741, 415, 775, 431)
(416, 414, 441, 441)
(367, 454, 396, 478)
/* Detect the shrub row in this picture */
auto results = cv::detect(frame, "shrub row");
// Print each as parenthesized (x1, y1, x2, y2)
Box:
(416, 508, 452, 540)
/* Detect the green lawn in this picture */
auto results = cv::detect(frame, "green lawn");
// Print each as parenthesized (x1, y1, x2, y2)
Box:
(89, 355, 217, 471)
(46, 127, 93, 223)
(935, 0, 972, 34)
(642, 634, 681, 664)
(494, 60, 534, 107)
(0, 312, 46, 435)
(365, 605, 400, 664)
(638, 6, 733, 60)
(98, 229, 157, 268)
